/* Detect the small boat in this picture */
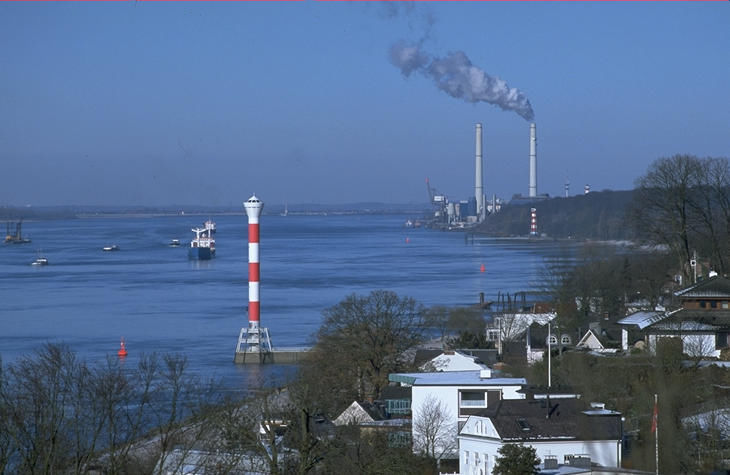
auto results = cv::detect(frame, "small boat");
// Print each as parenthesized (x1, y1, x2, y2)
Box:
(189, 220, 216, 260)
(102, 245, 120, 252)
(169, 239, 181, 247)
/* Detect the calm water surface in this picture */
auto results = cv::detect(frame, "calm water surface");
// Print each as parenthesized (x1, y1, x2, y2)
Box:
(0, 214, 576, 390)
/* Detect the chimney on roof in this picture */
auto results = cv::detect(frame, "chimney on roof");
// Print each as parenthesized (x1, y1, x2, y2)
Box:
(544, 456, 558, 470)
(566, 455, 592, 469)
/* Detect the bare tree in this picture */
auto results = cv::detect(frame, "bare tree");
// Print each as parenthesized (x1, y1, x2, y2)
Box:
(632, 154, 730, 280)
(424, 305, 450, 348)
(412, 395, 456, 463)
(314, 290, 425, 400)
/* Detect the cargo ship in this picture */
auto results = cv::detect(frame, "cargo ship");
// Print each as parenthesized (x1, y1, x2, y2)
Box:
(188, 220, 216, 260)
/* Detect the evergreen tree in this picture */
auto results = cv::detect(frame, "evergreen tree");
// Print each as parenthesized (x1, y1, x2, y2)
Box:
(492, 444, 540, 475)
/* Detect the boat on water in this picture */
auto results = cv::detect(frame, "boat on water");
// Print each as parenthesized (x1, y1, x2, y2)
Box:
(189, 220, 216, 260)
(5, 221, 31, 244)
(102, 245, 120, 252)
(169, 239, 181, 247)
(31, 252, 48, 266)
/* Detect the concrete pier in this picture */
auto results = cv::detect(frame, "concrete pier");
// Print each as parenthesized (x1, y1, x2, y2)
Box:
(233, 347, 311, 364)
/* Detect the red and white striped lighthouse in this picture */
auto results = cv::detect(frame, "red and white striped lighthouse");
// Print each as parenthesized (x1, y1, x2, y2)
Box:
(530, 208, 538, 236)
(236, 194, 273, 362)
(244, 195, 263, 328)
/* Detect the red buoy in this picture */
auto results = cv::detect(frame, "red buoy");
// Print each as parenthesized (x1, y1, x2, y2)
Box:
(480, 263, 486, 273)
(406, 237, 410, 244)
(117, 338, 128, 358)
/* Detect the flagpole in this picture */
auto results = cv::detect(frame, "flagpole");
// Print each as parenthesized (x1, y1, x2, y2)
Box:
(655, 393, 659, 475)
(548, 321, 552, 388)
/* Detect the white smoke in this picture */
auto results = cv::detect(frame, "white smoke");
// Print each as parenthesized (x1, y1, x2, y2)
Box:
(390, 41, 535, 121)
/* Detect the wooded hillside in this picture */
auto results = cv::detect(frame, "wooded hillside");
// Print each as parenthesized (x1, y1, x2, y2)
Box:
(475, 190, 636, 240)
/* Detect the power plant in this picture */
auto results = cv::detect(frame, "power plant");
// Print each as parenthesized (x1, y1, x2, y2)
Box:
(426, 121, 546, 229)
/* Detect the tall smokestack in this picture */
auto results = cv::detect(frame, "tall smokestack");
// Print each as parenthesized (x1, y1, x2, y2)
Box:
(475, 123, 484, 221)
(529, 123, 537, 198)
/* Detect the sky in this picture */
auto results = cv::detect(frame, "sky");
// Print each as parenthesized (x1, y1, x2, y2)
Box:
(1, 2, 729, 207)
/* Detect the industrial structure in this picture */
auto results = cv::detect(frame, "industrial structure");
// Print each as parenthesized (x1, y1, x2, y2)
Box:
(510, 122, 549, 205)
(4, 220, 31, 244)
(426, 123, 495, 229)
(425, 120, 555, 230)
(529, 123, 537, 198)
(475, 123, 486, 221)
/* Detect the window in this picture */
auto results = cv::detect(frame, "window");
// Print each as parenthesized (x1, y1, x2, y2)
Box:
(460, 390, 486, 407)
(548, 334, 558, 345)
(561, 335, 572, 345)
(700, 301, 707, 308)
(711, 301, 717, 308)
(465, 451, 469, 465)
(723, 301, 729, 309)
(517, 418, 531, 431)
(386, 399, 411, 415)
(717, 333, 729, 349)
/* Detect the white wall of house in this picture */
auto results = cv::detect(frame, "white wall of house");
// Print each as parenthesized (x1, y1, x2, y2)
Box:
(527, 349, 544, 365)
(648, 333, 719, 358)
(458, 416, 621, 475)
(410, 382, 524, 459)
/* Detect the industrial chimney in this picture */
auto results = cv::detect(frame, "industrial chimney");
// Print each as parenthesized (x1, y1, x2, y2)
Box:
(529, 123, 537, 198)
(475, 123, 484, 221)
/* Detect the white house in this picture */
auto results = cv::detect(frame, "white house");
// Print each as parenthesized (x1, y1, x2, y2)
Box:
(458, 399, 623, 475)
(389, 369, 526, 459)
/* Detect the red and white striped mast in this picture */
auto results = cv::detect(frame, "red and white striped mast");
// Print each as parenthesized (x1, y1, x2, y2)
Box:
(530, 208, 538, 236)
(236, 194, 272, 362)
(246, 195, 262, 328)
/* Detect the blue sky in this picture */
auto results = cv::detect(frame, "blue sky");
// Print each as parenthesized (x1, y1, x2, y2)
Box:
(1, 2, 728, 206)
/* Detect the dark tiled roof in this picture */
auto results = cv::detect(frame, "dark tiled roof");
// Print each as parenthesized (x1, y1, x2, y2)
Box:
(675, 276, 730, 298)
(413, 349, 444, 367)
(358, 401, 388, 421)
(457, 349, 499, 365)
(478, 399, 622, 442)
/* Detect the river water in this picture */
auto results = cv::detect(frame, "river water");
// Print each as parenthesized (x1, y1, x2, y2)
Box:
(0, 213, 576, 390)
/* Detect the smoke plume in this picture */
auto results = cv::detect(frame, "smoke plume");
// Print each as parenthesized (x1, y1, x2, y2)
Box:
(390, 41, 535, 121)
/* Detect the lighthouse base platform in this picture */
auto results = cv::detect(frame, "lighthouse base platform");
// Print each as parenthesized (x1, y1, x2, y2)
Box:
(234, 325, 311, 364)
(233, 347, 311, 365)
